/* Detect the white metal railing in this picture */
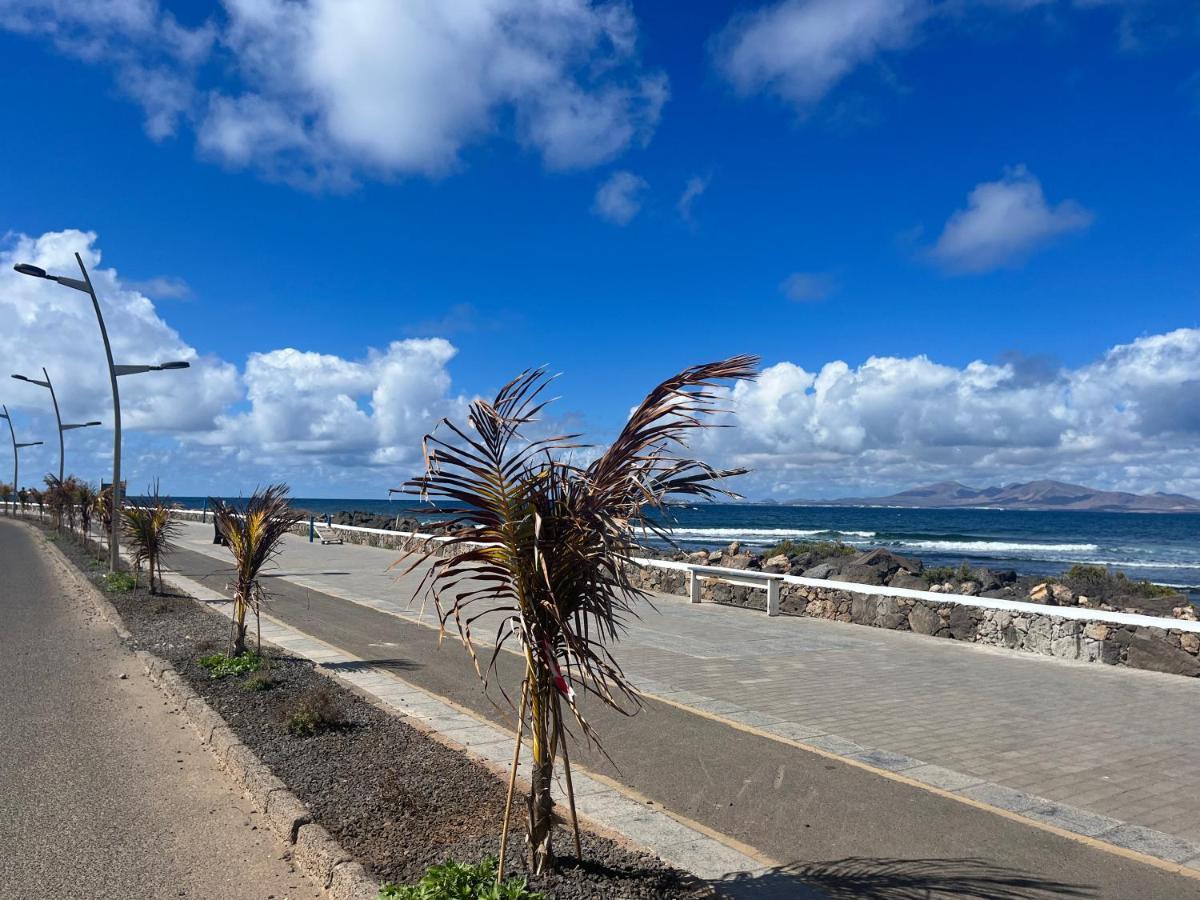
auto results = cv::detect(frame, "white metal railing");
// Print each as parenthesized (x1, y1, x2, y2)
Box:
(631, 555, 1200, 634)
(10, 500, 1196, 635)
(688, 564, 784, 616)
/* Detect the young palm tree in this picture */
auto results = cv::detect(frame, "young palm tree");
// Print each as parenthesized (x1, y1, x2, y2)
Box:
(76, 482, 98, 537)
(44, 475, 80, 532)
(399, 356, 757, 875)
(210, 485, 302, 656)
(122, 482, 180, 593)
(29, 487, 45, 520)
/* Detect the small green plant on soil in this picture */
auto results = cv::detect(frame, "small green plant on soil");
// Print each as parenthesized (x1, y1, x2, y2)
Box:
(377, 857, 543, 900)
(761, 539, 856, 561)
(284, 686, 344, 736)
(102, 571, 137, 592)
(241, 672, 275, 692)
(198, 652, 263, 679)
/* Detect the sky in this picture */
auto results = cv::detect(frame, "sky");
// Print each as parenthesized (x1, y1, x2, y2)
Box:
(0, 0, 1198, 500)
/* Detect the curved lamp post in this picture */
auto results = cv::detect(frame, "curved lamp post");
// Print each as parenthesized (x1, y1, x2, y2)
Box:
(11, 368, 101, 481)
(0, 404, 43, 512)
(15, 255, 191, 572)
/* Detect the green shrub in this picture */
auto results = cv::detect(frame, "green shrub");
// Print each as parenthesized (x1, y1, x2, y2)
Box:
(198, 652, 263, 679)
(284, 686, 344, 736)
(924, 562, 973, 584)
(102, 571, 137, 593)
(378, 857, 543, 900)
(241, 672, 276, 692)
(1060, 564, 1176, 601)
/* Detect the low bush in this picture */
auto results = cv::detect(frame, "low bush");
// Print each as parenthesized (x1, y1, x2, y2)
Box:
(284, 686, 345, 736)
(241, 672, 275, 692)
(102, 572, 137, 593)
(198, 652, 263, 679)
(378, 857, 543, 900)
(924, 562, 974, 585)
(1059, 564, 1176, 601)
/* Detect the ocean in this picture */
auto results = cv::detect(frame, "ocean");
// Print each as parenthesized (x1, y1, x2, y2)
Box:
(174, 498, 1200, 603)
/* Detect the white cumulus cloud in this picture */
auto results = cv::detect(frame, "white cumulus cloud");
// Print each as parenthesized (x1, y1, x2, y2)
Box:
(929, 166, 1094, 273)
(713, 0, 928, 111)
(0, 0, 667, 187)
(1, 229, 240, 435)
(700, 328, 1200, 498)
(593, 170, 648, 225)
(0, 229, 473, 495)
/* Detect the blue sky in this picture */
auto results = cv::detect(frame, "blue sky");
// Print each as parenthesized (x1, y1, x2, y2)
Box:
(1, 0, 1198, 499)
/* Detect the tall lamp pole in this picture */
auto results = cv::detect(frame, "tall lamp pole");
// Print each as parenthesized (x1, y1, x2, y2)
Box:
(15, 255, 190, 572)
(11, 368, 101, 481)
(0, 404, 43, 511)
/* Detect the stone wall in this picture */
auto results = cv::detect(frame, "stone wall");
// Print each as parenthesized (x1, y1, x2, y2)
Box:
(175, 509, 1200, 680)
(630, 562, 1200, 679)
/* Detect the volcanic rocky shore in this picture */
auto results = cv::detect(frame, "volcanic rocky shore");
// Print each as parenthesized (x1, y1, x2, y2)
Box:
(648, 542, 1198, 622)
(317, 509, 1196, 622)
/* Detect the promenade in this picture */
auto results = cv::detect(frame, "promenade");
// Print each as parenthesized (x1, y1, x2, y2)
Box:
(159, 517, 1200, 894)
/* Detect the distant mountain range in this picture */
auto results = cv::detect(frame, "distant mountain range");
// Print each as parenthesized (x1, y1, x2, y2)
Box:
(780, 480, 1200, 513)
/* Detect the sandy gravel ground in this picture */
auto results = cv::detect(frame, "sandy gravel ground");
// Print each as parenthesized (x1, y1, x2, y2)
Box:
(0, 519, 321, 900)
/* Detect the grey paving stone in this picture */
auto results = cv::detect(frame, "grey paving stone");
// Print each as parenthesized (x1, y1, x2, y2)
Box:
(959, 782, 1047, 814)
(847, 748, 924, 773)
(805, 735, 866, 756)
(903, 764, 986, 792)
(762, 721, 829, 742)
(1100, 824, 1200, 863)
(1023, 802, 1124, 837)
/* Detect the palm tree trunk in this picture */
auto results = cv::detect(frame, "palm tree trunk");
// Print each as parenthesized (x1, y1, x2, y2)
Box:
(527, 666, 555, 874)
(231, 586, 249, 656)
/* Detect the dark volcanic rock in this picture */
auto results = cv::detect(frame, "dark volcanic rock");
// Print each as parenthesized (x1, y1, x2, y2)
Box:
(1124, 634, 1200, 677)
(850, 547, 923, 575)
(908, 603, 945, 636)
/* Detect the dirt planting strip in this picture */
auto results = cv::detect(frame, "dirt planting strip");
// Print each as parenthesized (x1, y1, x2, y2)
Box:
(35, 523, 707, 900)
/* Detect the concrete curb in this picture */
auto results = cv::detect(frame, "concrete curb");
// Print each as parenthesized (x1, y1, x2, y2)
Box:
(26, 523, 381, 900)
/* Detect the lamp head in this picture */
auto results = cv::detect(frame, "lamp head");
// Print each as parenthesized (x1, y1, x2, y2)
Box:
(14, 263, 48, 278)
(159, 361, 191, 370)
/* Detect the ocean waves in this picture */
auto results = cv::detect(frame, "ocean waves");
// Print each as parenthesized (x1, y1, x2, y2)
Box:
(894, 539, 1101, 555)
(664, 527, 875, 541)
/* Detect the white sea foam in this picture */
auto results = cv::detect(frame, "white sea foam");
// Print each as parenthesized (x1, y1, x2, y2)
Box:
(893, 540, 1100, 555)
(666, 527, 875, 540)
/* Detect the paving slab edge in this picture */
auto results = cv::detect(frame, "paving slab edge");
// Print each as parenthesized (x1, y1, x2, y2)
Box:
(27, 524, 380, 900)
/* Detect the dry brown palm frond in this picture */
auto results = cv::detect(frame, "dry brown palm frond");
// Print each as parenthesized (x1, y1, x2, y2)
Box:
(75, 481, 98, 537)
(121, 480, 181, 593)
(395, 355, 758, 874)
(210, 484, 302, 656)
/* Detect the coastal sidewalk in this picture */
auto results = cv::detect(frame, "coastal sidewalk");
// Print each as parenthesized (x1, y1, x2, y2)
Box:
(170, 519, 1200, 862)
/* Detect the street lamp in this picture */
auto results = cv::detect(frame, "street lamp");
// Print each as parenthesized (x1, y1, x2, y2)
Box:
(11, 368, 102, 481)
(15, 254, 191, 572)
(0, 404, 43, 512)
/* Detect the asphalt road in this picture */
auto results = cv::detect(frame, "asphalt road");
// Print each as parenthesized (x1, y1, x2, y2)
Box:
(0, 520, 320, 900)
(163, 541, 1200, 899)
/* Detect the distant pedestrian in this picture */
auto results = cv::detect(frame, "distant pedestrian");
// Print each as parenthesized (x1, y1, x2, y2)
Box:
(213, 519, 229, 547)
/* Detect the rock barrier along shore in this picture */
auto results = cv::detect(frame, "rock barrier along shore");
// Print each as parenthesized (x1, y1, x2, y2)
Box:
(173, 507, 1200, 680)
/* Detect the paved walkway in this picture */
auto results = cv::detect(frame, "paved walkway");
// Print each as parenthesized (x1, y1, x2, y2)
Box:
(0, 520, 320, 900)
(170, 521, 1200, 863)
(174, 520, 1195, 854)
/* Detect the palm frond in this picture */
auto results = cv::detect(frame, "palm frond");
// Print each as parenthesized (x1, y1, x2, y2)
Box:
(396, 356, 758, 873)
